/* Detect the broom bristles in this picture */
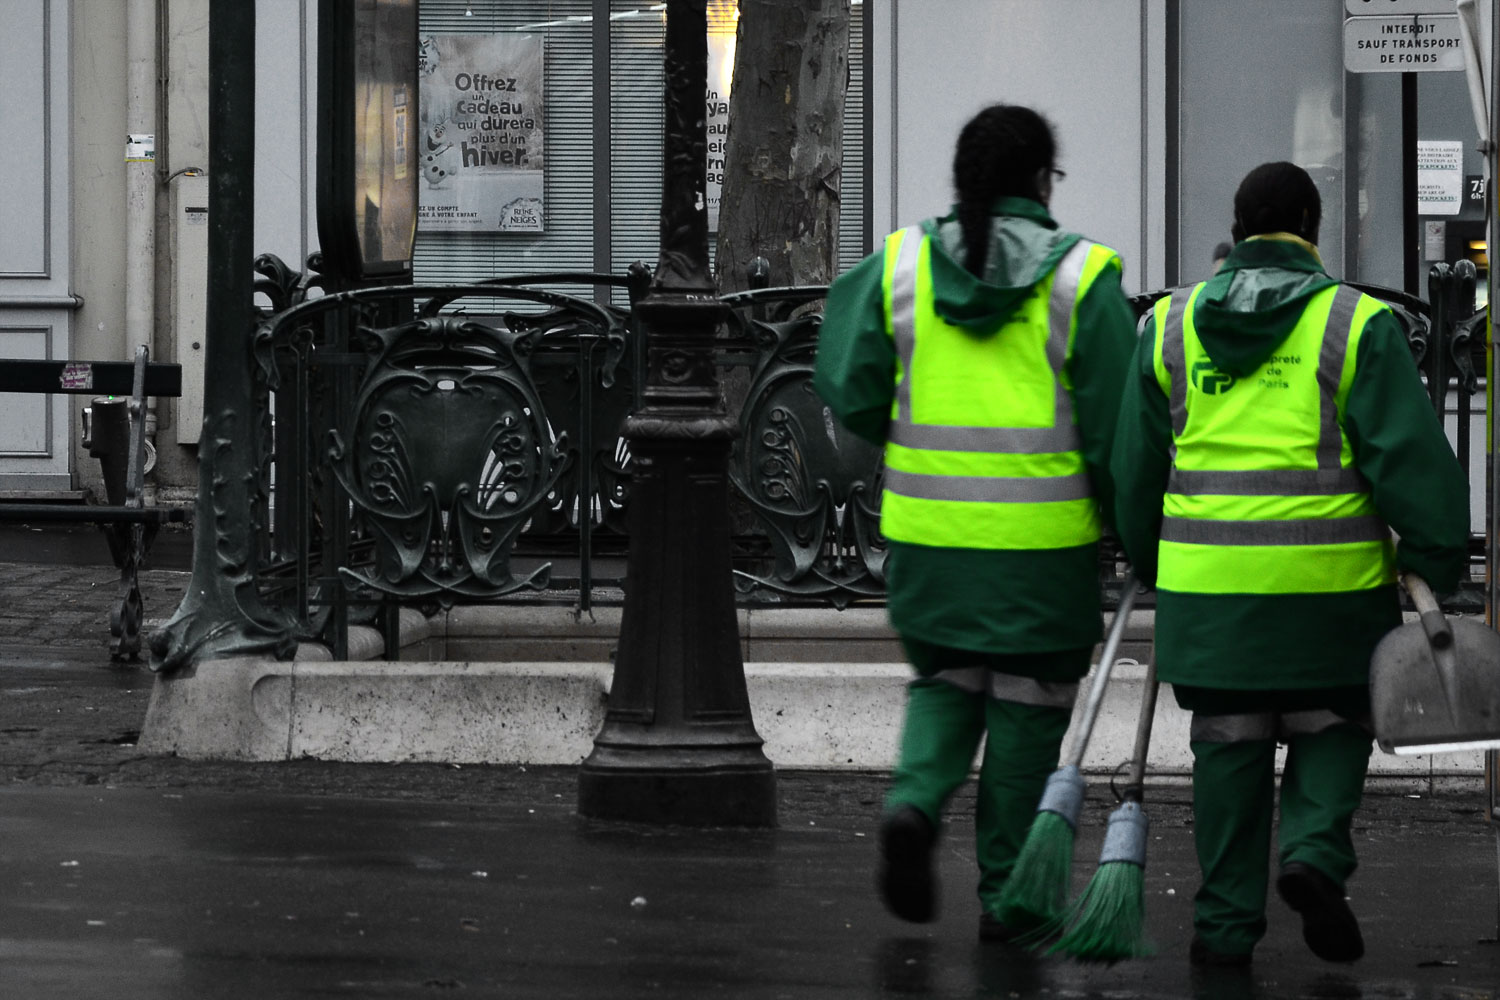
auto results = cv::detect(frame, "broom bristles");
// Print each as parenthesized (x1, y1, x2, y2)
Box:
(993, 810, 1076, 930)
(1048, 860, 1152, 963)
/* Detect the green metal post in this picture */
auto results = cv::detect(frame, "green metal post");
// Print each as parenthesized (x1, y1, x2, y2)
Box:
(149, 0, 295, 672)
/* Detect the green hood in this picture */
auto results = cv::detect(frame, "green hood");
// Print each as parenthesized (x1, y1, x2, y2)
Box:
(922, 196, 1081, 335)
(1192, 236, 1338, 376)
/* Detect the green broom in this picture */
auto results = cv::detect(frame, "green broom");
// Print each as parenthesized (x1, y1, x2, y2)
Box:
(992, 572, 1141, 932)
(1049, 657, 1160, 963)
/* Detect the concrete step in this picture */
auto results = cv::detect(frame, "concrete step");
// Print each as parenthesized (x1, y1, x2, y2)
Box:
(426, 604, 1154, 666)
(139, 606, 1486, 782)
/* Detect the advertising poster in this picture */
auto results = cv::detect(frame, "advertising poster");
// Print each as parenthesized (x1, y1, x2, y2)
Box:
(418, 33, 545, 233)
(705, 8, 736, 232)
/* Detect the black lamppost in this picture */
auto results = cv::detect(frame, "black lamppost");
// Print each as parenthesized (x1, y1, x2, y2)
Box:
(577, 0, 776, 826)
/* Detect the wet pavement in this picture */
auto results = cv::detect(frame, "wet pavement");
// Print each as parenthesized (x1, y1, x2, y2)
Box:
(4, 779, 1499, 999)
(2, 524, 1500, 998)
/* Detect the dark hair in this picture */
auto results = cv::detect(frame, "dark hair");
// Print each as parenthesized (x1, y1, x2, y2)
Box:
(1231, 161, 1322, 245)
(952, 105, 1057, 277)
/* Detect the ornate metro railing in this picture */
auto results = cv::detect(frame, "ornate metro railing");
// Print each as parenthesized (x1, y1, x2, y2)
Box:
(245, 254, 1483, 658)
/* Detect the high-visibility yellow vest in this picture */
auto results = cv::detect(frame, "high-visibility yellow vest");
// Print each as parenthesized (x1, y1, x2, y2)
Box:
(1150, 282, 1397, 594)
(879, 225, 1118, 550)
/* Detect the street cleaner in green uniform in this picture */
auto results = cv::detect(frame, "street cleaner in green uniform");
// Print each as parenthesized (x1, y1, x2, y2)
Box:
(812, 104, 1136, 940)
(1111, 161, 1470, 967)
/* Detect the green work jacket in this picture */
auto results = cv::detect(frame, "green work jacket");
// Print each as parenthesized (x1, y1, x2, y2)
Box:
(1111, 237, 1470, 689)
(814, 197, 1137, 671)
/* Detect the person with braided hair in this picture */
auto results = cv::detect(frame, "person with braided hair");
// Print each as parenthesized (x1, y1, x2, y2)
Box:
(813, 104, 1136, 939)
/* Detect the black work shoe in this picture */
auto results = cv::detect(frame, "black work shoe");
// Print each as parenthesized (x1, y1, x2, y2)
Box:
(1276, 861, 1364, 963)
(979, 912, 1024, 943)
(1189, 936, 1253, 967)
(878, 806, 937, 923)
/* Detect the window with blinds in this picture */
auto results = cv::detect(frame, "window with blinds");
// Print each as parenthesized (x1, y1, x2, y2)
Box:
(608, 1, 665, 291)
(841, 2, 866, 275)
(416, 0, 867, 300)
(416, 0, 596, 294)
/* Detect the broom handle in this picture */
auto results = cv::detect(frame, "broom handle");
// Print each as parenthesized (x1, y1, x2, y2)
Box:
(1123, 658, 1160, 799)
(1063, 570, 1140, 769)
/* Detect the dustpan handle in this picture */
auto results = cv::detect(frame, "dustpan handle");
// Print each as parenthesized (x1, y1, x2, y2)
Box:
(1403, 572, 1454, 651)
(1402, 571, 1467, 719)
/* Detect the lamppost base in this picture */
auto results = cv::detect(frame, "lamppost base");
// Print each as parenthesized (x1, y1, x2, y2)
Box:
(578, 744, 777, 827)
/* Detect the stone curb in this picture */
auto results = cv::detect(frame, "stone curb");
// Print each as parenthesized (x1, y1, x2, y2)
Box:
(138, 655, 1487, 780)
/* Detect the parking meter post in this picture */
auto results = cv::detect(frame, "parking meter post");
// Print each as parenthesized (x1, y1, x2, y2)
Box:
(84, 397, 131, 507)
(83, 396, 131, 569)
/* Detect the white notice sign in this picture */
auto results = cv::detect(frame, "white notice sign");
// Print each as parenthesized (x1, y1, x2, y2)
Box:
(1345, 0, 1458, 14)
(1417, 140, 1464, 215)
(1343, 14, 1465, 73)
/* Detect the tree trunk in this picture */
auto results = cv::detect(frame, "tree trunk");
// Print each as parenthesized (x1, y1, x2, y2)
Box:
(714, 0, 850, 293)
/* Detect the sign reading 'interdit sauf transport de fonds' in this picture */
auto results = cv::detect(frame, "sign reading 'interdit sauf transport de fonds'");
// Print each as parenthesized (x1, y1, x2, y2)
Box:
(1344, 13, 1466, 73)
(1345, 0, 1458, 14)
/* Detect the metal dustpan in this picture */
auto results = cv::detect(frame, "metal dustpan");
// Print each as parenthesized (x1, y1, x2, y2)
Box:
(1370, 572, 1500, 755)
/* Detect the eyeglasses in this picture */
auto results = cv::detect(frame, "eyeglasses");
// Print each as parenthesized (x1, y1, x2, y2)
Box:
(1048, 167, 1067, 182)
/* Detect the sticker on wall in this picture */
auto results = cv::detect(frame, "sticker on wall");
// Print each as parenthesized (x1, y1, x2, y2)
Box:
(393, 86, 410, 182)
(59, 363, 93, 391)
(1424, 220, 1447, 261)
(125, 133, 155, 163)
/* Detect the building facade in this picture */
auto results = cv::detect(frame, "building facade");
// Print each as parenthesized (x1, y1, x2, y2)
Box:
(0, 0, 1490, 511)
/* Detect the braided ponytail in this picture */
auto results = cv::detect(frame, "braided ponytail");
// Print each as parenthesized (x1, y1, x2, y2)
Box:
(951, 105, 1057, 277)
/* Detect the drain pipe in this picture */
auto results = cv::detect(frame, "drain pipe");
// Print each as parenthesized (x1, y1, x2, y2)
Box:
(125, 0, 158, 503)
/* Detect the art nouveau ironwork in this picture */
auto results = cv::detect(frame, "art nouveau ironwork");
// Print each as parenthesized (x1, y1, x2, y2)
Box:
(722, 284, 885, 608)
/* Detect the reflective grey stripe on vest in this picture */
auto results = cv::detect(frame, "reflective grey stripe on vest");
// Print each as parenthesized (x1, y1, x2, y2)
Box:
(1191, 710, 1371, 743)
(883, 468, 1092, 504)
(1168, 467, 1370, 496)
(1159, 289, 1193, 451)
(889, 225, 923, 391)
(887, 233, 1088, 455)
(1315, 287, 1362, 471)
(932, 668, 1079, 709)
(1160, 515, 1390, 546)
(1162, 284, 1369, 494)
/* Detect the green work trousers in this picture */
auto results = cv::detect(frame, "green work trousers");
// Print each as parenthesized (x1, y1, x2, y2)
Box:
(885, 642, 1084, 915)
(1180, 686, 1373, 955)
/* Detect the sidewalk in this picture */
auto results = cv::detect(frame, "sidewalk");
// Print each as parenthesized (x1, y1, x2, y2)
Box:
(2, 525, 1499, 998)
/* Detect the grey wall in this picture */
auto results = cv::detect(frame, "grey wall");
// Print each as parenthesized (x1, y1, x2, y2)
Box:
(871, 0, 1164, 294)
(254, 0, 319, 272)
(55, 0, 321, 498)
(1178, 1, 1347, 283)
